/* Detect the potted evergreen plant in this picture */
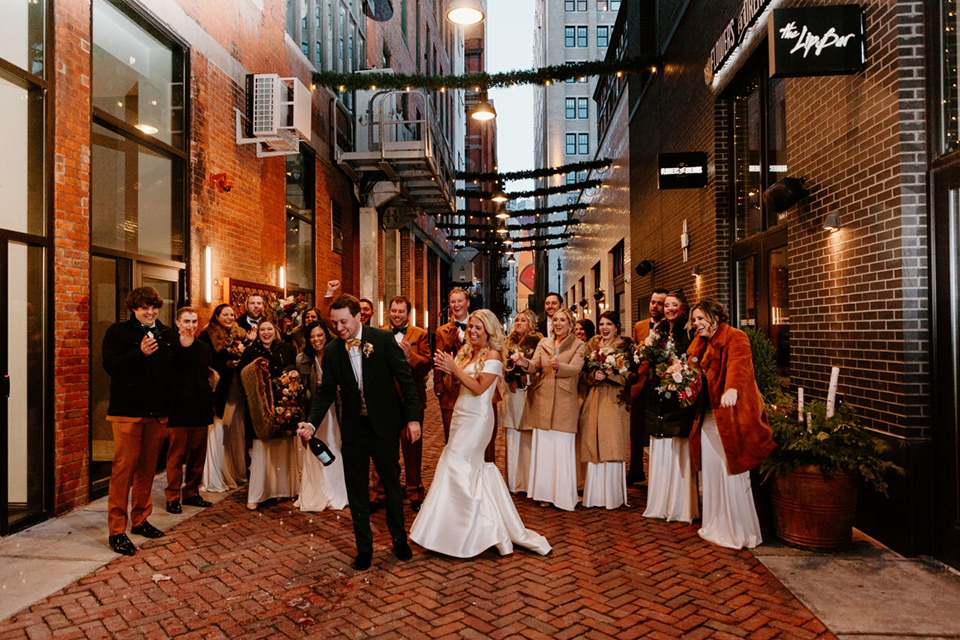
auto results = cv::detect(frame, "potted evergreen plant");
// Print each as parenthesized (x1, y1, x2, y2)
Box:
(761, 392, 903, 551)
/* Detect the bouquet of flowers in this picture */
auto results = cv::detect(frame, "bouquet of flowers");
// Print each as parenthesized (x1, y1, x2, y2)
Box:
(654, 354, 700, 407)
(226, 337, 246, 359)
(272, 367, 304, 433)
(634, 329, 674, 367)
(269, 294, 309, 327)
(585, 345, 633, 377)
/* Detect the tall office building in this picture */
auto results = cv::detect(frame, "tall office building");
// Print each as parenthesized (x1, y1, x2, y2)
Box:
(533, 0, 620, 300)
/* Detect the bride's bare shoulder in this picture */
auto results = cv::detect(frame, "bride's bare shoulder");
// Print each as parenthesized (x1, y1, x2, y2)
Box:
(486, 349, 502, 362)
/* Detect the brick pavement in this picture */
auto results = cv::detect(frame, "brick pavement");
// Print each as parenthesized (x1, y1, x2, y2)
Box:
(0, 393, 836, 639)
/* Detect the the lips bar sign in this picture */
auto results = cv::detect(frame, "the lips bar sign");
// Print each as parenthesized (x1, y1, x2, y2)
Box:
(768, 5, 865, 78)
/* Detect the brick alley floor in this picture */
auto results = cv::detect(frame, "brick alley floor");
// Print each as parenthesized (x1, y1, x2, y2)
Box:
(0, 393, 835, 640)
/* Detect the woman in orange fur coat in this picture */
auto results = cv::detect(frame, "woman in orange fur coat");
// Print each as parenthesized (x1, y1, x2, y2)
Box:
(687, 300, 775, 549)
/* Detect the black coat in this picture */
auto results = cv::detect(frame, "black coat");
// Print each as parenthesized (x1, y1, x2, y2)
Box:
(645, 319, 697, 438)
(307, 325, 421, 442)
(168, 339, 216, 428)
(236, 312, 263, 333)
(198, 329, 244, 418)
(102, 316, 177, 418)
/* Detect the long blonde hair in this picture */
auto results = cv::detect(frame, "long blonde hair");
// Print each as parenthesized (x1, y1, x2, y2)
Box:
(454, 309, 505, 380)
(506, 308, 538, 345)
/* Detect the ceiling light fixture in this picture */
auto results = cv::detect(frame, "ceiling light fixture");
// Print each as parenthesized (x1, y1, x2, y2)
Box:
(446, 0, 484, 25)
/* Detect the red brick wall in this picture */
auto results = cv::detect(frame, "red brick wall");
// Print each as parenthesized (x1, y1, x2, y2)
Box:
(50, 0, 361, 514)
(52, 0, 93, 513)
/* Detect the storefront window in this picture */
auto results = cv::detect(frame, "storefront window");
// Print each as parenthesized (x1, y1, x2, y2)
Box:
(769, 246, 790, 377)
(0, 0, 45, 78)
(733, 81, 763, 240)
(286, 149, 315, 299)
(942, 0, 960, 154)
(0, 79, 45, 236)
(92, 0, 185, 149)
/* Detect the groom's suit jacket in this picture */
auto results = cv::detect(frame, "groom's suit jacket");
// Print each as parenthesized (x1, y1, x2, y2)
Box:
(308, 324, 421, 440)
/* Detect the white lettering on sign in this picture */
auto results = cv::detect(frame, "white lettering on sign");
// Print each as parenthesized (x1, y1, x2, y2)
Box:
(660, 166, 704, 176)
(778, 20, 856, 58)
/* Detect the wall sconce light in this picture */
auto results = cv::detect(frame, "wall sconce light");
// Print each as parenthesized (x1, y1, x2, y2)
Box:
(692, 265, 701, 277)
(210, 172, 234, 193)
(579, 298, 588, 308)
(278, 266, 286, 292)
(412, 307, 417, 327)
(635, 259, 654, 276)
(204, 246, 213, 304)
(593, 289, 605, 301)
(824, 212, 840, 232)
(379, 300, 384, 326)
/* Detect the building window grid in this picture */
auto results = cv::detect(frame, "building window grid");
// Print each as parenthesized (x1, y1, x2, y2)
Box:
(576, 26, 588, 47)
(578, 97, 588, 119)
(578, 133, 589, 155)
(597, 25, 609, 48)
(565, 98, 576, 119)
(942, 0, 960, 153)
(565, 26, 575, 47)
(566, 133, 577, 155)
(598, 0, 609, 10)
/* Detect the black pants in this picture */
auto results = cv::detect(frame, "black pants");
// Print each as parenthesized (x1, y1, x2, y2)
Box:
(341, 416, 406, 554)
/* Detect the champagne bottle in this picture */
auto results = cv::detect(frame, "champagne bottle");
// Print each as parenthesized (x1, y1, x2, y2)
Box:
(305, 436, 335, 466)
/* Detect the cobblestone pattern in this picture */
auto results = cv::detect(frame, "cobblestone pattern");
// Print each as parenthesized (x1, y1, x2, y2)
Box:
(1, 396, 835, 639)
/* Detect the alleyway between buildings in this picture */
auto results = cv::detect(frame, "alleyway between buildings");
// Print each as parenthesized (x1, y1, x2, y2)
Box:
(2, 392, 959, 639)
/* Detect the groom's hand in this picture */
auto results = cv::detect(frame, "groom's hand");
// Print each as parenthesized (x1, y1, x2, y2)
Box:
(404, 421, 421, 443)
(296, 422, 316, 440)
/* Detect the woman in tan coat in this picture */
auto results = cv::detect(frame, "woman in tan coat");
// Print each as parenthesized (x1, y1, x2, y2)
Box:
(516, 308, 585, 510)
(502, 309, 543, 493)
(578, 310, 633, 509)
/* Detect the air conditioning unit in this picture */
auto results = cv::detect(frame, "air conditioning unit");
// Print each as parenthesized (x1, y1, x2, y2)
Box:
(237, 74, 311, 157)
(452, 262, 474, 284)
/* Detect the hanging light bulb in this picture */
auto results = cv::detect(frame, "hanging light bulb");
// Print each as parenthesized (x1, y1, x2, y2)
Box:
(491, 189, 508, 203)
(502, 237, 514, 246)
(495, 209, 510, 220)
(446, 0, 484, 25)
(496, 225, 509, 235)
(507, 254, 516, 263)
(470, 95, 497, 121)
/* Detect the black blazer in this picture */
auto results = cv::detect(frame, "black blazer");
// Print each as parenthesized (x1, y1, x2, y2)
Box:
(168, 339, 215, 428)
(102, 316, 177, 418)
(308, 325, 421, 441)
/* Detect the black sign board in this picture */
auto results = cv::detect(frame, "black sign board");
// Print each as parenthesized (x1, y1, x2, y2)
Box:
(768, 5, 865, 78)
(709, 0, 775, 78)
(658, 153, 708, 190)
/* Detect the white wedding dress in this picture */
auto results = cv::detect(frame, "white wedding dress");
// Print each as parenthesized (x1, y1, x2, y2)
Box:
(410, 359, 551, 558)
(295, 366, 348, 511)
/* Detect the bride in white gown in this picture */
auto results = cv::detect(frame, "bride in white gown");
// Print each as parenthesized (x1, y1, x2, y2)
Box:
(410, 310, 551, 558)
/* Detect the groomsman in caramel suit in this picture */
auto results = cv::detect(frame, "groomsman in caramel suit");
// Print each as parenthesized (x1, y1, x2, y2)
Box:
(371, 296, 431, 512)
(628, 288, 668, 484)
(434, 288, 470, 442)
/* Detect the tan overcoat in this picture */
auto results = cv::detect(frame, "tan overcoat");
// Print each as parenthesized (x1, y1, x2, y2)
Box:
(578, 335, 633, 463)
(524, 333, 585, 433)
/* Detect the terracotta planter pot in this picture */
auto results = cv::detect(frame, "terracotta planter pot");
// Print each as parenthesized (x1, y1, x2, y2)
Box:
(769, 464, 859, 551)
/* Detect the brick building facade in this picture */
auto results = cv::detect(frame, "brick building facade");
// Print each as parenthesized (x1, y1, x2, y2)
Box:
(563, 0, 959, 566)
(0, 0, 461, 532)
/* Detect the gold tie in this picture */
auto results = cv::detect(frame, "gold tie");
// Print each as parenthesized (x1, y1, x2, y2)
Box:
(345, 338, 362, 351)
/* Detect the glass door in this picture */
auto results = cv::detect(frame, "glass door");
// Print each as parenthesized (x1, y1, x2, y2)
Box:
(1, 241, 46, 532)
(89, 258, 181, 495)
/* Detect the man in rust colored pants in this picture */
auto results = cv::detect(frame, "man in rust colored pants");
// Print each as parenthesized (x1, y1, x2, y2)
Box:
(102, 286, 177, 556)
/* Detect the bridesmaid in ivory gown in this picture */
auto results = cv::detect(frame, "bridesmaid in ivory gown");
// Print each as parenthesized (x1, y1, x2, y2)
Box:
(410, 309, 551, 558)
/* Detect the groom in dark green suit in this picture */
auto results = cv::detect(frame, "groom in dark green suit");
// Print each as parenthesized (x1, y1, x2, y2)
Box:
(297, 294, 422, 570)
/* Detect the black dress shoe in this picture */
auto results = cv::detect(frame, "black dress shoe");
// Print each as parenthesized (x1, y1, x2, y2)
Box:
(131, 521, 165, 539)
(109, 533, 137, 556)
(182, 495, 212, 508)
(353, 552, 373, 571)
(626, 474, 646, 486)
(410, 499, 423, 513)
(165, 500, 182, 514)
(392, 541, 413, 561)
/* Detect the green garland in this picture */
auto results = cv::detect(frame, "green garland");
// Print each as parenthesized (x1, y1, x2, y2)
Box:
(438, 219, 580, 231)
(457, 159, 611, 183)
(454, 232, 573, 243)
(313, 56, 654, 92)
(443, 203, 588, 218)
(456, 242, 570, 254)
(458, 179, 601, 201)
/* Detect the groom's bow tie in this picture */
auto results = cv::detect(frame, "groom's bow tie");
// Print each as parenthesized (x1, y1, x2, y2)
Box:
(345, 338, 362, 350)
(392, 326, 407, 335)
(454, 321, 467, 331)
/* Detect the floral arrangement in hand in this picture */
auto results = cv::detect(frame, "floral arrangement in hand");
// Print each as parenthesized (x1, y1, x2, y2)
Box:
(654, 354, 699, 407)
(586, 345, 633, 378)
(634, 329, 674, 367)
(226, 337, 246, 359)
(269, 294, 308, 327)
(272, 367, 304, 433)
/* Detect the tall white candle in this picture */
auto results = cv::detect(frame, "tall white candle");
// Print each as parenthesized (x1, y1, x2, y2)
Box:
(797, 387, 804, 422)
(826, 367, 840, 418)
